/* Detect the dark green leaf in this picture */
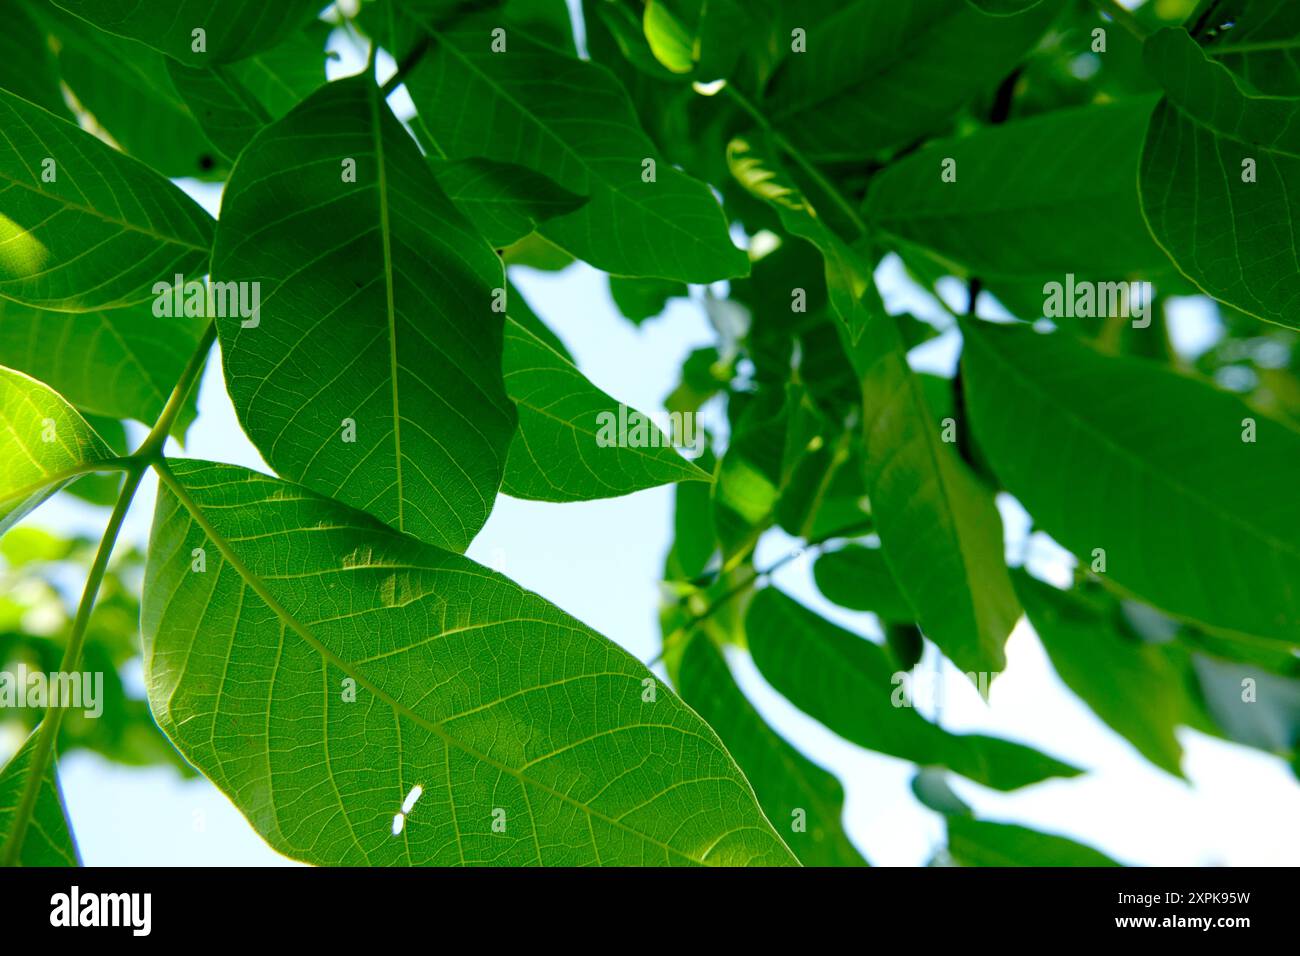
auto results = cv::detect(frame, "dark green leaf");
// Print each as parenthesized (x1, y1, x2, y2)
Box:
(1140, 27, 1300, 329)
(402, 14, 749, 281)
(211, 75, 516, 552)
(49, 0, 324, 65)
(963, 319, 1300, 645)
(430, 158, 588, 248)
(746, 589, 1079, 790)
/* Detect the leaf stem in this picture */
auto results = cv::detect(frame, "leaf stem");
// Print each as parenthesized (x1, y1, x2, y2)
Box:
(0, 464, 145, 865)
(650, 518, 873, 667)
(0, 320, 216, 864)
(133, 321, 216, 463)
(1086, 0, 1150, 42)
(382, 35, 432, 96)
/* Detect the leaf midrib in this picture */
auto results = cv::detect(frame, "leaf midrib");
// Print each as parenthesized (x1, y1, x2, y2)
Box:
(156, 464, 723, 865)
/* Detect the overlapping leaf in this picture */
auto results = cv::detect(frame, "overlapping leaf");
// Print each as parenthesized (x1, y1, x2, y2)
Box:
(143, 459, 797, 867)
(401, 12, 749, 281)
(49, 0, 324, 66)
(166, 23, 335, 162)
(731, 136, 1019, 673)
(1140, 27, 1300, 329)
(962, 319, 1300, 644)
(746, 589, 1078, 790)
(0, 300, 206, 426)
(0, 87, 214, 312)
(865, 98, 1171, 280)
(761, 0, 1059, 161)
(211, 74, 516, 553)
(677, 635, 866, 866)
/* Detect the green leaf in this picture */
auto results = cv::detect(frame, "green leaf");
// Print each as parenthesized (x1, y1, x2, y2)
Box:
(762, 0, 1059, 161)
(49, 0, 324, 66)
(677, 635, 867, 866)
(1016, 573, 1193, 777)
(0, 729, 80, 865)
(430, 158, 588, 248)
(1201, 0, 1300, 96)
(746, 589, 1079, 790)
(211, 74, 516, 553)
(0, 365, 116, 533)
(964, 0, 1045, 14)
(962, 319, 1300, 645)
(814, 544, 914, 623)
(166, 23, 335, 162)
(608, 275, 689, 325)
(0, 299, 206, 426)
(501, 317, 710, 501)
(0, 88, 214, 312)
(946, 816, 1119, 866)
(33, 2, 225, 180)
(401, 14, 749, 281)
(1140, 27, 1300, 329)
(864, 98, 1171, 280)
(0, 1, 73, 118)
(727, 135, 1019, 675)
(642, 0, 749, 80)
(143, 458, 797, 866)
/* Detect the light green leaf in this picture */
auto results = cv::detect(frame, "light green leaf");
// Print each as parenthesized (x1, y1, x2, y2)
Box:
(143, 458, 797, 867)
(49, 0, 324, 66)
(762, 0, 1059, 162)
(0, 729, 80, 866)
(678, 635, 867, 866)
(502, 317, 709, 501)
(211, 75, 516, 553)
(0, 365, 116, 533)
(746, 589, 1079, 791)
(430, 158, 588, 248)
(0, 87, 214, 312)
(962, 319, 1300, 644)
(401, 13, 749, 281)
(814, 544, 914, 623)
(864, 98, 1170, 280)
(1140, 27, 1300, 329)
(947, 816, 1119, 866)
(0, 299, 206, 426)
